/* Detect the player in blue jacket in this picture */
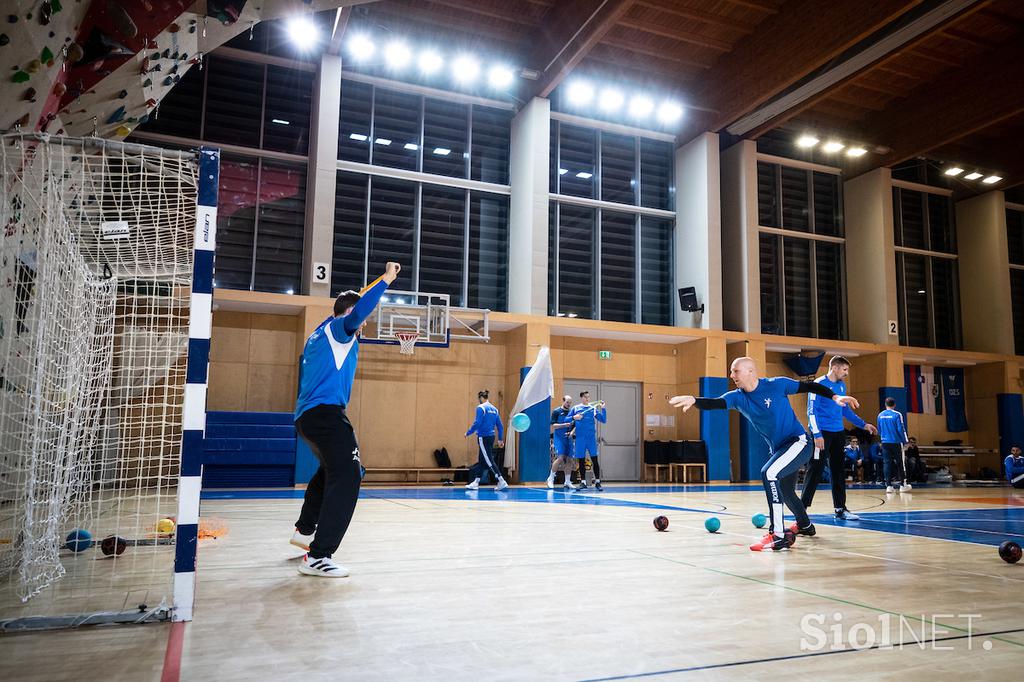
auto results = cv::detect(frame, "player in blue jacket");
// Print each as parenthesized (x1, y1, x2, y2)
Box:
(291, 262, 400, 578)
(1005, 445, 1024, 489)
(465, 389, 508, 491)
(801, 356, 877, 520)
(670, 357, 860, 551)
(877, 397, 910, 493)
(568, 391, 607, 491)
(547, 395, 577, 490)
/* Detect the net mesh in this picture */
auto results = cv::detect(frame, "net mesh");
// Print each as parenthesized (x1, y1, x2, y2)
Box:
(0, 133, 197, 621)
(396, 332, 418, 355)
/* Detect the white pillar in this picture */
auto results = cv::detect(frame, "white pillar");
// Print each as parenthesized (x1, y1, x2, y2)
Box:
(674, 132, 721, 329)
(507, 97, 551, 315)
(844, 168, 898, 344)
(720, 139, 758, 332)
(957, 191, 1013, 354)
(302, 53, 342, 297)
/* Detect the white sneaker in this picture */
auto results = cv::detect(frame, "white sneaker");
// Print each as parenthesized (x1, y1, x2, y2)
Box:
(835, 509, 860, 521)
(495, 479, 509, 491)
(899, 484, 912, 493)
(563, 482, 577, 491)
(298, 554, 349, 578)
(886, 485, 895, 493)
(290, 529, 314, 552)
(465, 479, 480, 490)
(546, 477, 554, 489)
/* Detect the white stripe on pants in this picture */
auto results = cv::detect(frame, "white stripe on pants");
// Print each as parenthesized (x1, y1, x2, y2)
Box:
(765, 435, 808, 535)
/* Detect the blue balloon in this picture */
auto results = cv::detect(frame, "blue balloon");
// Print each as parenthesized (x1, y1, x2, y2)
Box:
(66, 529, 93, 553)
(510, 412, 531, 432)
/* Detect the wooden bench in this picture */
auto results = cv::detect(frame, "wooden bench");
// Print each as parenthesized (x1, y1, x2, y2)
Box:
(644, 463, 669, 483)
(362, 467, 462, 484)
(669, 463, 707, 483)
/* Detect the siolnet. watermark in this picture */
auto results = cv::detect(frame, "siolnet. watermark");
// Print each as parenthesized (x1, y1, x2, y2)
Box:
(800, 612, 993, 651)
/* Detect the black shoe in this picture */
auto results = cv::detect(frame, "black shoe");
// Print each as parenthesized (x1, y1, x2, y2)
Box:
(579, 482, 589, 490)
(789, 522, 816, 537)
(594, 481, 603, 491)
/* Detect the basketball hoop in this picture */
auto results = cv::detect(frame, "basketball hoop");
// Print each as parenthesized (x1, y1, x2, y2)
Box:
(395, 332, 418, 355)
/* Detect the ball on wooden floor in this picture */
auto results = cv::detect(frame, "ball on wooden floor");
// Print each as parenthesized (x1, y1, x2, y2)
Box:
(653, 515, 669, 532)
(510, 412, 531, 432)
(156, 518, 176, 534)
(704, 517, 721, 533)
(999, 540, 1022, 564)
(101, 535, 128, 557)
(751, 513, 767, 528)
(65, 529, 93, 553)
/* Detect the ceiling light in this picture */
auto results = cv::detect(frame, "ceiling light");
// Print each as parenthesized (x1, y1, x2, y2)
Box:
(846, 147, 867, 157)
(488, 65, 515, 89)
(404, 143, 419, 151)
(964, 172, 983, 180)
(822, 141, 845, 153)
(576, 171, 593, 179)
(384, 41, 412, 69)
(982, 175, 1002, 184)
(452, 55, 480, 84)
(628, 95, 654, 118)
(433, 147, 452, 156)
(917, 289, 926, 294)
(418, 50, 444, 75)
(347, 34, 375, 61)
(286, 17, 320, 49)
(374, 138, 392, 146)
(656, 101, 683, 124)
(796, 135, 819, 148)
(567, 81, 594, 106)
(271, 119, 290, 125)
(944, 167, 964, 176)
(598, 89, 624, 112)
(558, 168, 568, 175)
(349, 133, 368, 141)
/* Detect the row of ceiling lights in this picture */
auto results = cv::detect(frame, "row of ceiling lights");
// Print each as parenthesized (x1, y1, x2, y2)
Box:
(943, 166, 1001, 185)
(796, 134, 867, 157)
(564, 80, 683, 125)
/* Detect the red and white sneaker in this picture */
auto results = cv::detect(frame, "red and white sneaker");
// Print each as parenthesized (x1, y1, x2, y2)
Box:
(749, 531, 795, 551)
(789, 522, 816, 537)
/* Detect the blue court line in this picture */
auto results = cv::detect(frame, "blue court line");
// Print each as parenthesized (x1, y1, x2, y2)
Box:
(809, 507, 1024, 547)
(577, 627, 1024, 681)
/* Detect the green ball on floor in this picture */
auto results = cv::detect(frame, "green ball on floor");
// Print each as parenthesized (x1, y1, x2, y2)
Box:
(752, 513, 767, 528)
(704, 517, 721, 533)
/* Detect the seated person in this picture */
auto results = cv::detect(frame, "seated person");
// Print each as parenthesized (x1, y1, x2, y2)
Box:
(1006, 445, 1024, 489)
(844, 437, 861, 482)
(904, 436, 925, 483)
(866, 438, 884, 484)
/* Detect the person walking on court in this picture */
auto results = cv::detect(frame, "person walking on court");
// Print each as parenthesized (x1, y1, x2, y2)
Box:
(1005, 445, 1024, 489)
(568, 391, 607, 491)
(877, 398, 911, 493)
(547, 394, 577, 490)
(465, 389, 508, 491)
(291, 262, 401, 577)
(801, 356, 877, 520)
(669, 357, 860, 551)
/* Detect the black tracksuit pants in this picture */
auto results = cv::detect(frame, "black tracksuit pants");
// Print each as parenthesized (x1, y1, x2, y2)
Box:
(800, 430, 849, 511)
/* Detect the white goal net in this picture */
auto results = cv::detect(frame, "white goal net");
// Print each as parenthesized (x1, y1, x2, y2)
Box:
(0, 133, 199, 627)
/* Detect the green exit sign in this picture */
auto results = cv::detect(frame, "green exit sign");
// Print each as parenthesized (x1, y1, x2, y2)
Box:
(598, 350, 612, 360)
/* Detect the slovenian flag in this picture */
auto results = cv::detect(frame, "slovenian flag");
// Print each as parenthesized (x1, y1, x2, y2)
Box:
(904, 365, 942, 414)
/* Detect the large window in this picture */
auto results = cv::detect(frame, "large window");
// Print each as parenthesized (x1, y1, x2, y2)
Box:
(215, 156, 307, 294)
(337, 78, 512, 184)
(756, 160, 846, 339)
(1008, 206, 1024, 354)
(893, 185, 961, 349)
(547, 119, 675, 324)
(332, 173, 509, 310)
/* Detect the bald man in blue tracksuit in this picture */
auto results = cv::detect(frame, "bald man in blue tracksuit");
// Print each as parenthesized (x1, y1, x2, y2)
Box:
(465, 389, 508, 491)
(801, 356, 877, 520)
(291, 263, 400, 578)
(568, 390, 607, 491)
(878, 397, 910, 492)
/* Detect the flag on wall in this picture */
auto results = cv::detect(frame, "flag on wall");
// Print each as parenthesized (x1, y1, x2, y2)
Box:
(936, 367, 969, 432)
(502, 346, 554, 471)
(904, 365, 942, 415)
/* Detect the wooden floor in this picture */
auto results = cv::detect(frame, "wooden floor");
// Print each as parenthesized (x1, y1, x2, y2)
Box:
(2, 484, 1023, 680)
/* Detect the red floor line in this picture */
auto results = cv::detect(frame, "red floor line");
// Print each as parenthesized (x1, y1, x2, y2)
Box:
(161, 621, 186, 682)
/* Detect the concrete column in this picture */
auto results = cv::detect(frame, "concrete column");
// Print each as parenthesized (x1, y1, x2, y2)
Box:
(844, 168, 898, 344)
(956, 191, 1013, 354)
(674, 132, 722, 329)
(301, 53, 342, 297)
(507, 97, 551, 315)
(720, 140, 759, 333)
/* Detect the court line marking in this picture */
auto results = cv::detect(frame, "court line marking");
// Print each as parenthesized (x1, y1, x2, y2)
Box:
(627, 548, 1024, 649)
(577, 627, 1024, 681)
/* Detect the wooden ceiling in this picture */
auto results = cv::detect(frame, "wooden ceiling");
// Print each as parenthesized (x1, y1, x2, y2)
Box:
(349, 0, 1024, 187)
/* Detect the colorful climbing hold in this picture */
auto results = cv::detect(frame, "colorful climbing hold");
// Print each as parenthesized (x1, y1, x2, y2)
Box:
(53, 81, 66, 96)
(118, 89, 127, 98)
(162, 76, 173, 86)
(11, 70, 28, 83)
(25, 59, 41, 73)
(105, 105, 126, 124)
(66, 42, 83, 63)
(142, 78, 152, 87)
(115, 125, 131, 137)
(41, 47, 54, 63)
(23, 87, 35, 100)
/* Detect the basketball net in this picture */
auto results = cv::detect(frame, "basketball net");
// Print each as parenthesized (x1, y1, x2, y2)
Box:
(396, 332, 418, 355)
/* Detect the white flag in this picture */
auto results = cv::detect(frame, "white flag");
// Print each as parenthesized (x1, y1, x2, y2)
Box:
(921, 366, 938, 416)
(502, 346, 554, 471)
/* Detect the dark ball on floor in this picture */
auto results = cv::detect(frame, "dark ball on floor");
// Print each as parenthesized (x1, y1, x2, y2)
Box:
(998, 540, 1022, 564)
(101, 535, 128, 557)
(653, 515, 669, 532)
